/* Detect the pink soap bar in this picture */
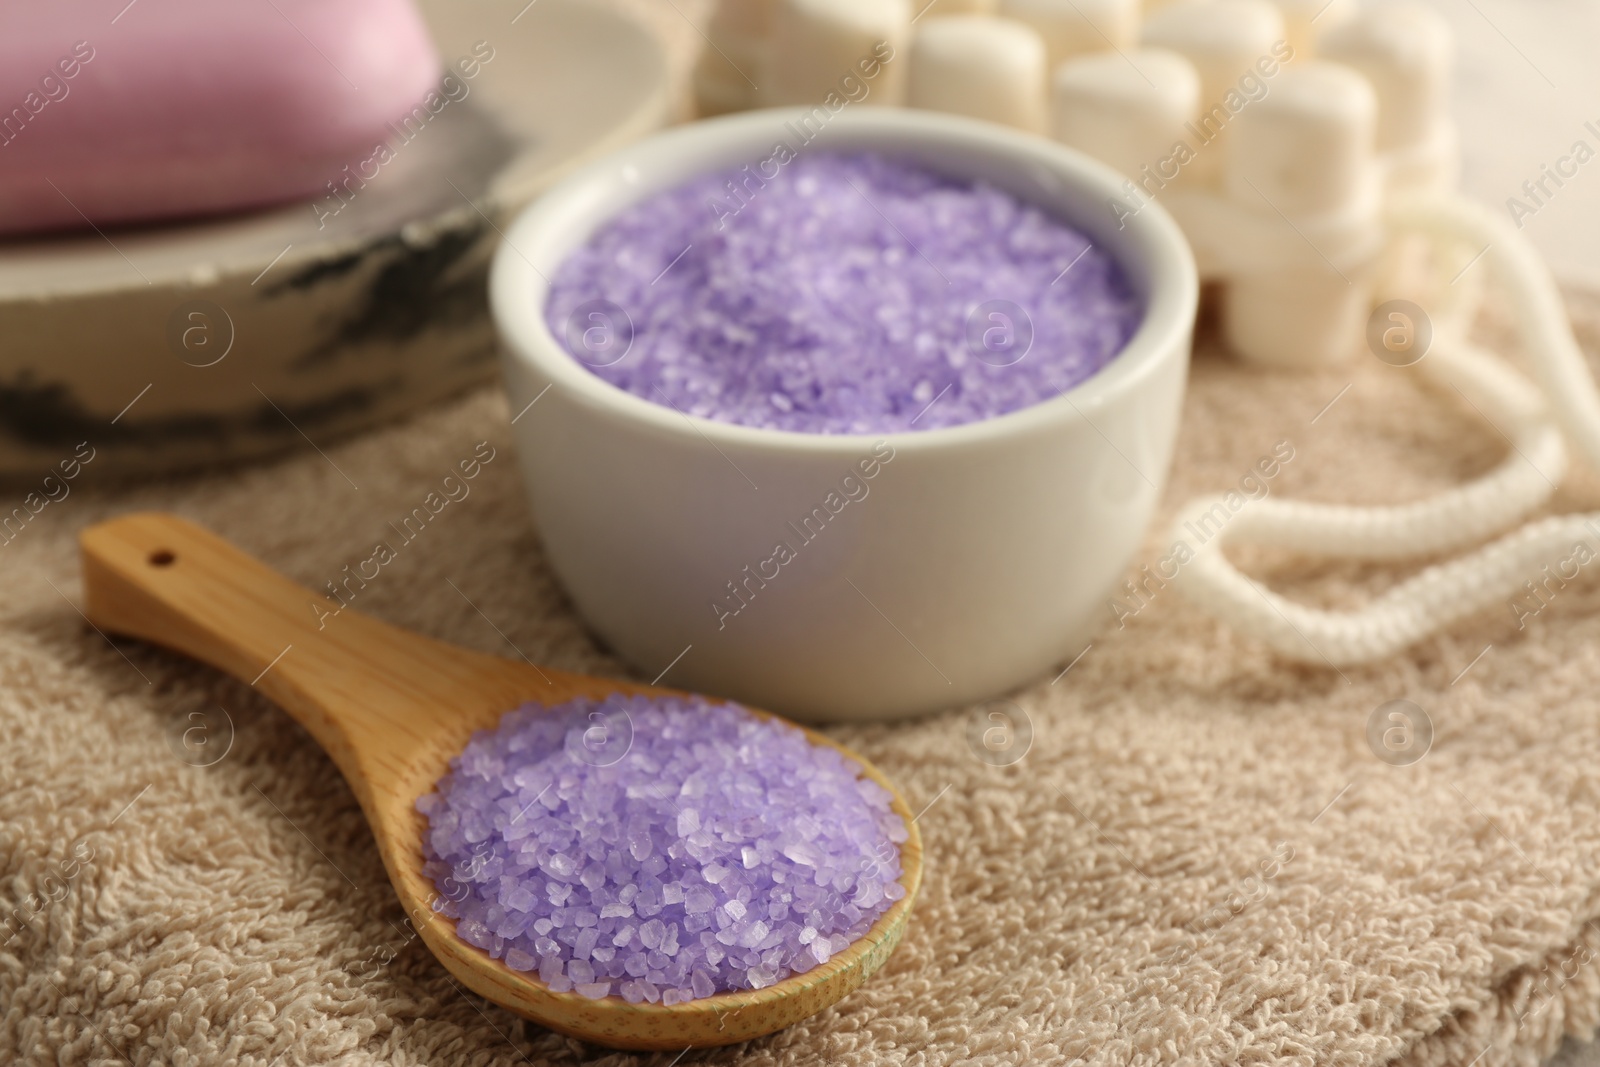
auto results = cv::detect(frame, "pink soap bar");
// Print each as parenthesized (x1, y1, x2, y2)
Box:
(0, 0, 443, 236)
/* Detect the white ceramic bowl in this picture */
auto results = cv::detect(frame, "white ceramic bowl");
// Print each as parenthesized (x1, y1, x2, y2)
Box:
(491, 107, 1196, 722)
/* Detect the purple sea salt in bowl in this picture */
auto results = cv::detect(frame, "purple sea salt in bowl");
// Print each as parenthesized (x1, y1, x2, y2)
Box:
(492, 108, 1198, 721)
(543, 151, 1142, 434)
(417, 693, 909, 1005)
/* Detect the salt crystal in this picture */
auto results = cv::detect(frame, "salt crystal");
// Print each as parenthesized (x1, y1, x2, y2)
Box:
(503, 885, 536, 913)
(685, 885, 715, 915)
(738, 921, 771, 949)
(782, 841, 822, 868)
(459, 921, 491, 950)
(538, 955, 562, 985)
(580, 863, 605, 891)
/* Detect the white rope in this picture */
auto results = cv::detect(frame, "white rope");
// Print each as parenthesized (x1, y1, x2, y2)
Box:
(1173, 192, 1600, 665)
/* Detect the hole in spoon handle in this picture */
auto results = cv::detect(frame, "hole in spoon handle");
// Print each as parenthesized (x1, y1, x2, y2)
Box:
(78, 511, 338, 696)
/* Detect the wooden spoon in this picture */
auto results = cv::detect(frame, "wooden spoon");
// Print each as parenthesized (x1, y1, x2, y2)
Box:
(79, 512, 922, 1050)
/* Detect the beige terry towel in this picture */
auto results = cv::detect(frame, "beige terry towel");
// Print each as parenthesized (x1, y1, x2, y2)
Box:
(7, 295, 1600, 1066)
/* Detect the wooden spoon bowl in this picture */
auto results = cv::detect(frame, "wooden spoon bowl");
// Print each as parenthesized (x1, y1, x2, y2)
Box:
(80, 512, 922, 1050)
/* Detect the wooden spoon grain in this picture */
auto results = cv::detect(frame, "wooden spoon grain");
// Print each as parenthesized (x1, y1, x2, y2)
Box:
(79, 512, 922, 1050)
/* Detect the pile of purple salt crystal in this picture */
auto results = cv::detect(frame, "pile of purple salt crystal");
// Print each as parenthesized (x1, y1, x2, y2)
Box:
(416, 693, 908, 1004)
(544, 150, 1142, 434)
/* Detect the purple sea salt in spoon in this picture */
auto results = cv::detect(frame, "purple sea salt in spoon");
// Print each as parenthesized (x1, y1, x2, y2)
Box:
(417, 694, 908, 1007)
(79, 513, 922, 1051)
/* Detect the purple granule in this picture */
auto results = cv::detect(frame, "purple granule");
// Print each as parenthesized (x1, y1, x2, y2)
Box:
(544, 151, 1141, 433)
(416, 694, 908, 1004)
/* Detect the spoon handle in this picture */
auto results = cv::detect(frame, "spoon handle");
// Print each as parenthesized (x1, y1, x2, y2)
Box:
(78, 511, 463, 778)
(82, 510, 325, 676)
